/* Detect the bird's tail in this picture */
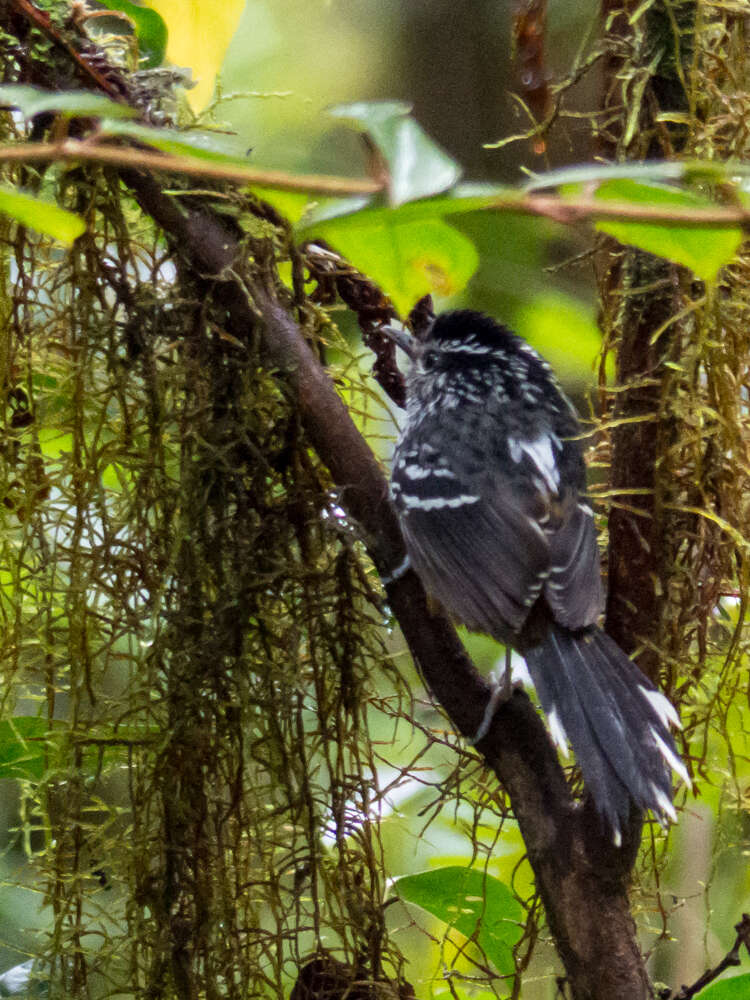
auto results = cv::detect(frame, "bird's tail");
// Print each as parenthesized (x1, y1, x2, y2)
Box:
(524, 624, 689, 842)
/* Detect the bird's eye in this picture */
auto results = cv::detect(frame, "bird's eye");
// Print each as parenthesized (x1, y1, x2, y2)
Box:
(421, 350, 439, 371)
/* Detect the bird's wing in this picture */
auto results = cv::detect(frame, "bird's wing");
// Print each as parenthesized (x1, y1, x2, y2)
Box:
(392, 435, 551, 639)
(392, 420, 603, 639)
(543, 492, 604, 629)
(501, 428, 604, 630)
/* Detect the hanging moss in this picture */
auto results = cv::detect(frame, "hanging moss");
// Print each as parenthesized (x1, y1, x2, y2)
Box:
(0, 115, 408, 1000)
(594, 4, 750, 959)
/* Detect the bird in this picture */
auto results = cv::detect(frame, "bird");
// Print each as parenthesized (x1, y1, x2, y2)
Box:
(385, 308, 688, 842)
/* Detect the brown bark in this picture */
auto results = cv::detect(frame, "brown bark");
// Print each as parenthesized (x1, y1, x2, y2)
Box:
(96, 153, 648, 997)
(598, 0, 694, 683)
(603, 253, 685, 680)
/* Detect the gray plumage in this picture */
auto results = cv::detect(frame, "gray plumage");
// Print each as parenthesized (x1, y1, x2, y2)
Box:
(390, 310, 687, 840)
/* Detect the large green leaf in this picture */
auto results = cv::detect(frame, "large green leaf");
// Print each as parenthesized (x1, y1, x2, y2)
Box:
(392, 865, 523, 977)
(330, 101, 462, 206)
(308, 213, 478, 316)
(0, 84, 137, 120)
(0, 185, 85, 243)
(592, 179, 742, 282)
(101, 119, 251, 162)
(697, 973, 750, 1000)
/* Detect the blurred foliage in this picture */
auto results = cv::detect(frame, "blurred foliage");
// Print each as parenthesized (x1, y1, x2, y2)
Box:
(0, 185, 84, 244)
(145, 0, 243, 108)
(0, 1, 747, 999)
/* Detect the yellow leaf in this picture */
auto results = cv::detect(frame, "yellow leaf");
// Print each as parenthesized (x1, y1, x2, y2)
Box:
(145, 0, 245, 110)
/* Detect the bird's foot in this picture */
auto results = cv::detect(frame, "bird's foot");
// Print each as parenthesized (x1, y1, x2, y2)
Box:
(470, 653, 515, 745)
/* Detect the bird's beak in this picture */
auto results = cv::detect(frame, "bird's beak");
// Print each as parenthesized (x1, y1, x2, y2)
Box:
(380, 322, 417, 360)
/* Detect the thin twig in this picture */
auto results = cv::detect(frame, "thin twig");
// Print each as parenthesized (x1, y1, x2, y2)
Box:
(662, 913, 750, 1000)
(516, 192, 750, 228)
(0, 141, 383, 196)
(1, 142, 750, 225)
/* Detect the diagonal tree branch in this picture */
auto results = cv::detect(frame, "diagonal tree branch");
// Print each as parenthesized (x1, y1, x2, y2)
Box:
(50, 160, 652, 997)
(120, 162, 651, 999)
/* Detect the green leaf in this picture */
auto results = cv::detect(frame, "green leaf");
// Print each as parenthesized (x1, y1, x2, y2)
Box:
(392, 865, 523, 977)
(38, 427, 74, 459)
(309, 213, 478, 316)
(330, 101, 462, 206)
(101, 119, 251, 162)
(0, 185, 85, 244)
(697, 973, 750, 1000)
(100, 0, 168, 68)
(0, 718, 48, 781)
(592, 179, 742, 282)
(251, 187, 324, 226)
(297, 186, 520, 316)
(0, 84, 137, 120)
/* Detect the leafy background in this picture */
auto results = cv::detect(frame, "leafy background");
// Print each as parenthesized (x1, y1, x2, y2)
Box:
(0, 2, 749, 999)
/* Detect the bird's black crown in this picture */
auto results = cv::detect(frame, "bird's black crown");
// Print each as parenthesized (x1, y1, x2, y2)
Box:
(425, 309, 519, 351)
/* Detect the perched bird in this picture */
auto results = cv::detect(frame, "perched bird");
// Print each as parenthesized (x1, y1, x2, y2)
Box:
(386, 309, 688, 842)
